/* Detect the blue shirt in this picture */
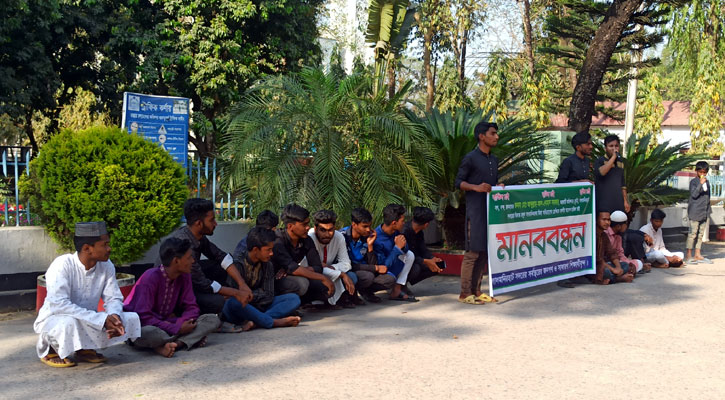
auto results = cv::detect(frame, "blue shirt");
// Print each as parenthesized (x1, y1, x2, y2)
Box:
(373, 225, 408, 277)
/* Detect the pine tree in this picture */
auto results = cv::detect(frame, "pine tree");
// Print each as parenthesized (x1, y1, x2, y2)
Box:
(540, 0, 675, 131)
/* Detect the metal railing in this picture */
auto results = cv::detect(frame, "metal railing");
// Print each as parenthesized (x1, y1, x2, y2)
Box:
(0, 151, 253, 227)
(0, 146, 32, 227)
(186, 157, 253, 221)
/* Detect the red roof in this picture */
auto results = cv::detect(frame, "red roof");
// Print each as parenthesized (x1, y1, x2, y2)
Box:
(549, 101, 691, 128)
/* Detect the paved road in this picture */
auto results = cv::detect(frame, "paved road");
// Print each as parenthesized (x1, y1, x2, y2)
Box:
(2, 243, 724, 399)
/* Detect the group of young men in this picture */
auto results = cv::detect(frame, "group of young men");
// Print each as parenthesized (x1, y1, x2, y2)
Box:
(556, 130, 713, 286)
(32, 121, 713, 366)
(33, 197, 451, 366)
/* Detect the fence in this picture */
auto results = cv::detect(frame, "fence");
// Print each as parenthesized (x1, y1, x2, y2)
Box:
(187, 157, 253, 221)
(0, 146, 32, 227)
(0, 150, 253, 227)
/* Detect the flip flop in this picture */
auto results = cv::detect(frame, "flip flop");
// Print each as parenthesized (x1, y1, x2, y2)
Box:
(477, 293, 498, 303)
(40, 353, 76, 368)
(457, 295, 484, 305)
(687, 259, 699, 264)
(698, 258, 713, 264)
(390, 293, 419, 302)
(74, 349, 107, 363)
(217, 321, 243, 333)
(557, 279, 575, 288)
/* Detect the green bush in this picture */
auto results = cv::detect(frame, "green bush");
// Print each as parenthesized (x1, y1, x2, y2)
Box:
(21, 126, 188, 264)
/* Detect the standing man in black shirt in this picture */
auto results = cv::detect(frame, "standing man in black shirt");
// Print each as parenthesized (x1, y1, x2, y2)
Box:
(402, 207, 443, 293)
(271, 204, 335, 304)
(594, 135, 630, 213)
(454, 121, 502, 305)
(556, 131, 593, 183)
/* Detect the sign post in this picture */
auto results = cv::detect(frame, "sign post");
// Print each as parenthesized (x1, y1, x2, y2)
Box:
(487, 182, 596, 296)
(121, 92, 190, 169)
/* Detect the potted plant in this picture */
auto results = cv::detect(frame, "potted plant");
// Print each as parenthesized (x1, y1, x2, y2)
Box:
(21, 126, 188, 306)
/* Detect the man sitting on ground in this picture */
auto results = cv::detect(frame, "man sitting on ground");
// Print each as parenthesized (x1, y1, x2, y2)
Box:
(622, 221, 652, 271)
(34, 222, 141, 368)
(124, 238, 220, 358)
(607, 210, 647, 274)
(272, 204, 335, 304)
(305, 210, 359, 308)
(374, 204, 418, 302)
(402, 207, 444, 294)
(596, 212, 635, 284)
(639, 209, 684, 268)
(165, 199, 252, 330)
(341, 208, 396, 303)
(233, 210, 278, 260)
(223, 227, 302, 330)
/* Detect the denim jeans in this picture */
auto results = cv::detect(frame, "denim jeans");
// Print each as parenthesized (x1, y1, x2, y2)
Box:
(222, 293, 301, 329)
(346, 271, 358, 285)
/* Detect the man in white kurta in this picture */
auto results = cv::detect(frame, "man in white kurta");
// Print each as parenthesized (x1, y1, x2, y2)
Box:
(301, 210, 356, 307)
(34, 222, 140, 367)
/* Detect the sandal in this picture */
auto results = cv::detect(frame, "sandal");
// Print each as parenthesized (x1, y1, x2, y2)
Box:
(40, 353, 76, 368)
(390, 293, 419, 302)
(477, 293, 498, 303)
(74, 349, 107, 363)
(458, 295, 484, 305)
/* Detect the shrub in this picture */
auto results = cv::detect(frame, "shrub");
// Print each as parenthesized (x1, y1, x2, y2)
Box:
(21, 126, 188, 264)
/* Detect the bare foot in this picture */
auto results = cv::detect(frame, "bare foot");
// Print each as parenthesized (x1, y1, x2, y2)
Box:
(154, 342, 178, 358)
(616, 273, 634, 283)
(241, 321, 256, 331)
(272, 316, 301, 328)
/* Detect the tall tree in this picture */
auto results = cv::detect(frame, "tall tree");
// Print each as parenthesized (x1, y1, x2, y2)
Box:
(0, 0, 115, 152)
(442, 0, 486, 94)
(104, 0, 323, 159)
(540, 0, 674, 132)
(412, 0, 448, 112)
(634, 71, 664, 142)
(667, 0, 725, 157)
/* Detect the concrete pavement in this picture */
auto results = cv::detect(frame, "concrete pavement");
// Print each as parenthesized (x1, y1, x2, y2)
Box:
(1, 243, 725, 399)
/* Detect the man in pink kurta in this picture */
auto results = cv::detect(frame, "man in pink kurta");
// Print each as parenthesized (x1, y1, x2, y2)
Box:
(124, 237, 220, 357)
(606, 211, 643, 274)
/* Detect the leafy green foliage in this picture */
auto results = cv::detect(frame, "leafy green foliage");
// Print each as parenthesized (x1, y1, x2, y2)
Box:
(20, 126, 188, 264)
(222, 67, 440, 226)
(634, 71, 664, 143)
(592, 133, 701, 207)
(666, 1, 725, 157)
(477, 52, 510, 122)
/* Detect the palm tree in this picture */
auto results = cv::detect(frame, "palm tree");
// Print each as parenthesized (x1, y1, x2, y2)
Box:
(416, 106, 548, 248)
(221, 67, 441, 225)
(366, 0, 415, 95)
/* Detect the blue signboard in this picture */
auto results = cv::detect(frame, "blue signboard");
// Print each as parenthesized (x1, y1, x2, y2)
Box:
(121, 92, 190, 169)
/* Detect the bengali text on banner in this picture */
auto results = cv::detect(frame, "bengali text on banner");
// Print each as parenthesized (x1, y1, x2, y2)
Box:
(487, 182, 595, 296)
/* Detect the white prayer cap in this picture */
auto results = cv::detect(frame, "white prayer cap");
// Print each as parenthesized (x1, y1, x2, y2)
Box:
(75, 221, 108, 237)
(610, 211, 627, 223)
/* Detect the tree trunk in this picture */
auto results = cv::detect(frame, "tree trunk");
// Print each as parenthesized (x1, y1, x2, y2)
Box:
(568, 0, 643, 133)
(24, 111, 39, 153)
(387, 59, 396, 99)
(458, 29, 468, 95)
(424, 30, 435, 112)
(518, 0, 535, 77)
